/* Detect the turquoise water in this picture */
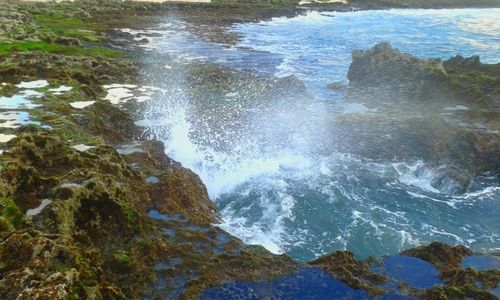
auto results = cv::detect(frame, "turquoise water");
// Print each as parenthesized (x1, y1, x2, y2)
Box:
(140, 8, 500, 260)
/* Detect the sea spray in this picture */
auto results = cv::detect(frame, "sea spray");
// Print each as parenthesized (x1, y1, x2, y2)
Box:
(139, 9, 500, 260)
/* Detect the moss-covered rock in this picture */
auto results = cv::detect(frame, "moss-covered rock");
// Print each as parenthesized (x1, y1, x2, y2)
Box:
(309, 251, 386, 295)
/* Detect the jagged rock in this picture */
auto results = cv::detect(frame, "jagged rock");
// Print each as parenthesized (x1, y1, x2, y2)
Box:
(347, 42, 448, 87)
(74, 101, 142, 143)
(345, 43, 500, 104)
(0, 52, 138, 91)
(309, 251, 386, 295)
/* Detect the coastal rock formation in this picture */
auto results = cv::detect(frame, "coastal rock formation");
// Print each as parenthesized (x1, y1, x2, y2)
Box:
(348, 42, 448, 90)
(401, 243, 500, 300)
(1, 2, 499, 299)
(332, 43, 500, 176)
(347, 42, 500, 105)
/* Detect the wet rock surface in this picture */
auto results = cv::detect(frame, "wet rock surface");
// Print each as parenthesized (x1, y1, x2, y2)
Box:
(0, 2, 498, 299)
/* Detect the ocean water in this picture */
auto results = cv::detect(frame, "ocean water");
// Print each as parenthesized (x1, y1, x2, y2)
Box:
(138, 8, 500, 260)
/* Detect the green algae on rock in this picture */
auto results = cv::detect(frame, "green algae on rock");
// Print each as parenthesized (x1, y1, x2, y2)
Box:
(309, 251, 386, 295)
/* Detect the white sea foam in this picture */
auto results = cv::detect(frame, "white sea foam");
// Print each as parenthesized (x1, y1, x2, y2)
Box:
(457, 186, 500, 200)
(392, 161, 441, 193)
(406, 191, 460, 208)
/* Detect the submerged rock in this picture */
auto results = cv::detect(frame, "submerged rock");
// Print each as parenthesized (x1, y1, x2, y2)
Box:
(429, 166, 472, 195)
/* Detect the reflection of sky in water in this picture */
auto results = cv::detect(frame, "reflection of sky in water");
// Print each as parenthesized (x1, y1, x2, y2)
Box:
(374, 256, 442, 289)
(0, 111, 40, 128)
(0, 88, 44, 133)
(462, 255, 500, 271)
(0, 90, 43, 110)
(201, 268, 372, 300)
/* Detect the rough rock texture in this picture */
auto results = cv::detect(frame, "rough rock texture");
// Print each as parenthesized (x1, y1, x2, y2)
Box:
(347, 42, 500, 105)
(0, 131, 152, 298)
(335, 43, 500, 176)
(0, 52, 138, 97)
(400, 243, 500, 299)
(348, 42, 448, 90)
(309, 251, 386, 295)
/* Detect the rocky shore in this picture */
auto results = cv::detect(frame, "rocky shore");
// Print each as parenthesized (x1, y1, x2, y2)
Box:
(332, 43, 499, 188)
(0, 1, 499, 299)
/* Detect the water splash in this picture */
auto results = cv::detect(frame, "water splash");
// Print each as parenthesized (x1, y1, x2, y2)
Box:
(139, 9, 500, 260)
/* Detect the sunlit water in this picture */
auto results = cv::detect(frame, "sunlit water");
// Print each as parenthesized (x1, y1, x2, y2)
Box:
(138, 8, 500, 260)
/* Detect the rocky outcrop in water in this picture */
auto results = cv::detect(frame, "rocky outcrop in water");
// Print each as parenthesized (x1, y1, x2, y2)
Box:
(347, 42, 500, 105)
(333, 43, 500, 177)
(309, 251, 386, 295)
(348, 42, 448, 89)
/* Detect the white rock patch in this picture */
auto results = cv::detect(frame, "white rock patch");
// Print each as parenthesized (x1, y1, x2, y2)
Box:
(103, 84, 164, 105)
(104, 87, 135, 104)
(443, 105, 469, 111)
(60, 183, 84, 189)
(70, 101, 96, 109)
(103, 83, 138, 89)
(299, 0, 347, 4)
(26, 199, 52, 217)
(49, 85, 73, 95)
(15, 80, 49, 89)
(0, 134, 16, 143)
(72, 144, 94, 152)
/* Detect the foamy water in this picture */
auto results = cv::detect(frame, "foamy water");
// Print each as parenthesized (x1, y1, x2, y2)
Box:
(139, 8, 500, 260)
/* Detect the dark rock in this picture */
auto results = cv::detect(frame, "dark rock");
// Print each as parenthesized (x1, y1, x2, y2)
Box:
(429, 166, 472, 195)
(348, 42, 447, 88)
(327, 81, 347, 91)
